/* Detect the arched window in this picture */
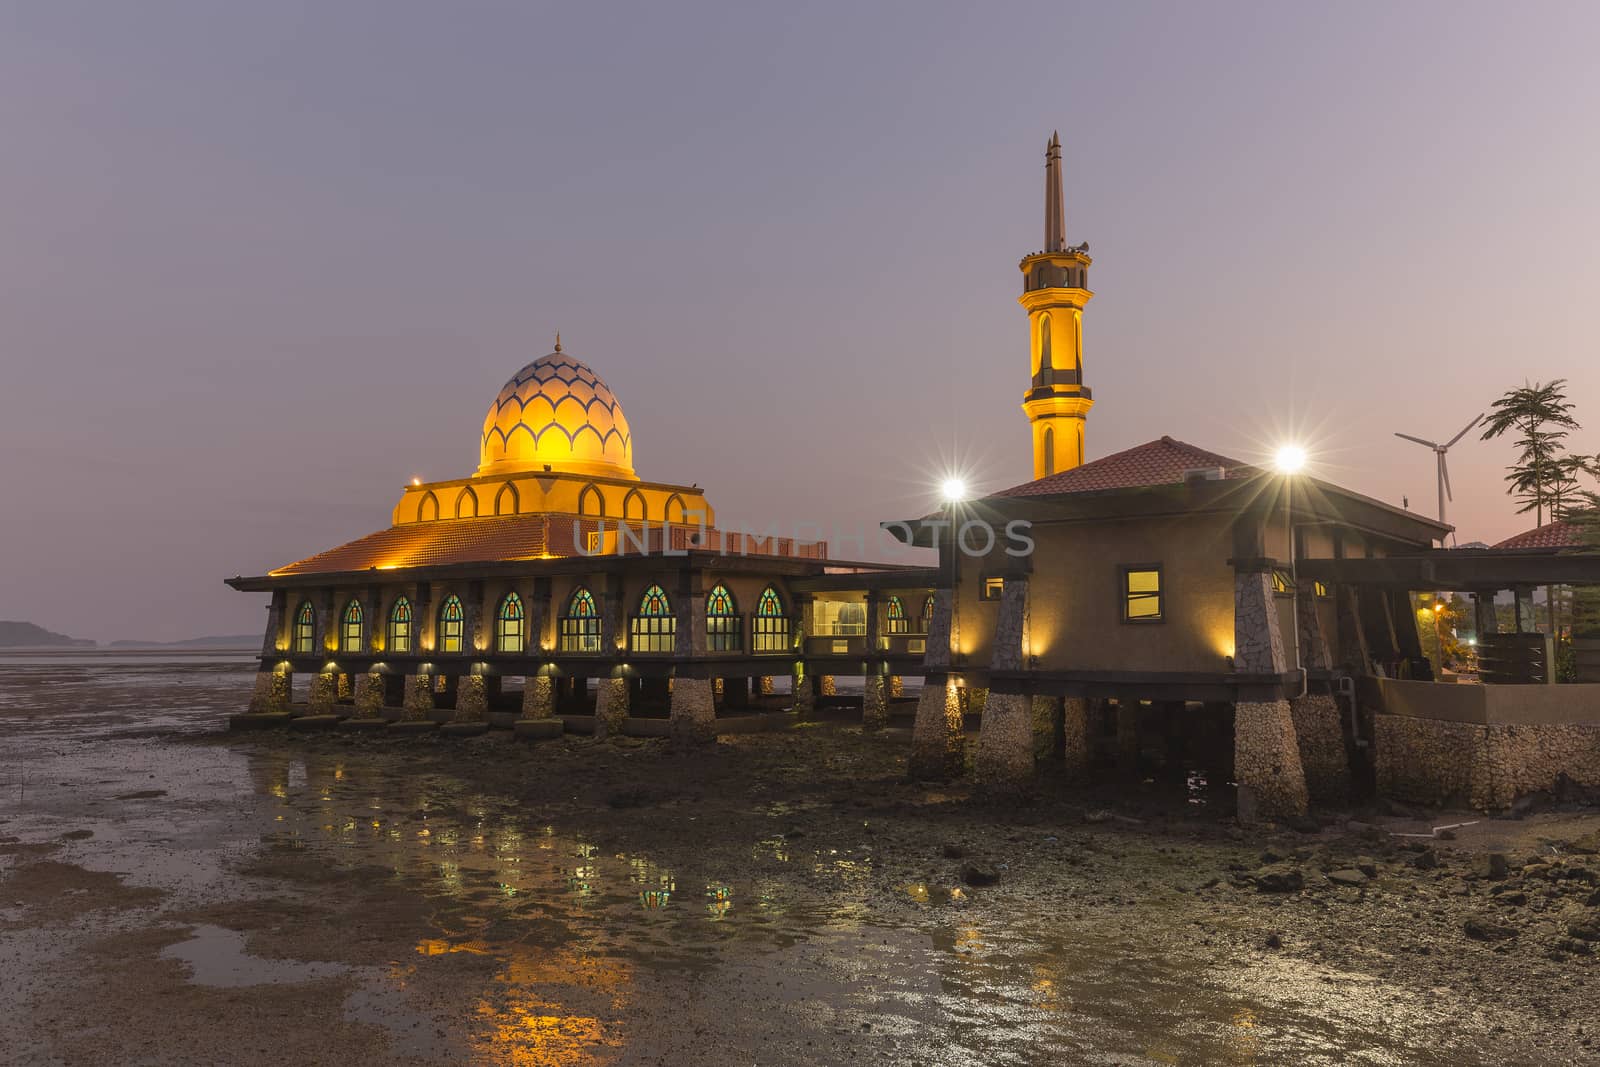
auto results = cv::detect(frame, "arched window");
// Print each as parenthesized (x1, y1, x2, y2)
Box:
(630, 584, 676, 653)
(341, 599, 364, 653)
(753, 586, 789, 653)
(664, 494, 687, 524)
(578, 484, 603, 517)
(1039, 314, 1052, 372)
(1043, 426, 1056, 476)
(293, 601, 316, 654)
(497, 592, 525, 653)
(418, 491, 439, 522)
(455, 486, 478, 519)
(559, 587, 601, 653)
(706, 583, 740, 652)
(920, 594, 936, 634)
(885, 595, 908, 635)
(438, 595, 465, 654)
(388, 597, 412, 654)
(494, 482, 518, 516)
(623, 489, 647, 522)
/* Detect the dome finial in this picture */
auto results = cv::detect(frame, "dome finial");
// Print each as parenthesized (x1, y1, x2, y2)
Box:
(554, 331, 562, 353)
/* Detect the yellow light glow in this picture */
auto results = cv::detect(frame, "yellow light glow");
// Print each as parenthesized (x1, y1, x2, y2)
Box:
(1273, 445, 1307, 474)
(411, 477, 421, 486)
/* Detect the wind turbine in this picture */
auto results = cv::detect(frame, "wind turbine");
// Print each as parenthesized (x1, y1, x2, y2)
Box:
(1395, 413, 1483, 527)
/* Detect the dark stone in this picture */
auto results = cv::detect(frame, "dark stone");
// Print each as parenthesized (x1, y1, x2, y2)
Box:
(960, 864, 1000, 887)
(1355, 856, 1379, 878)
(1327, 869, 1368, 887)
(1569, 918, 1600, 942)
(941, 843, 967, 859)
(1472, 853, 1510, 881)
(1411, 848, 1439, 870)
(1494, 891, 1529, 907)
(1264, 933, 1283, 949)
(1253, 865, 1304, 893)
(60, 829, 93, 841)
(1286, 816, 1321, 834)
(1568, 832, 1600, 856)
(1462, 914, 1518, 942)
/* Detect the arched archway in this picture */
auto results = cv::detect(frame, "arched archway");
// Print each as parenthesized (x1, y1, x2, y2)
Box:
(664, 493, 688, 524)
(494, 482, 519, 516)
(578, 484, 604, 517)
(418, 491, 440, 522)
(454, 487, 479, 519)
(623, 488, 647, 522)
(341, 599, 364, 653)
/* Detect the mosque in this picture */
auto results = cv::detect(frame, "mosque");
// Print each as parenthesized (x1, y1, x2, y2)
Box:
(231, 133, 1600, 820)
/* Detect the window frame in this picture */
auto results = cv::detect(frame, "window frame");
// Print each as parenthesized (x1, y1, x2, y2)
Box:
(1120, 564, 1165, 624)
(293, 601, 316, 654)
(981, 576, 1005, 602)
(388, 597, 412, 654)
(497, 592, 525, 654)
(629, 583, 677, 654)
(706, 584, 742, 653)
(559, 588, 602, 653)
(438, 595, 465, 654)
(752, 586, 789, 654)
(341, 599, 364, 654)
(885, 595, 908, 635)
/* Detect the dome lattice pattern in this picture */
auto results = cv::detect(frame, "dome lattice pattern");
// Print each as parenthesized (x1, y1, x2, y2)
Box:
(478, 346, 635, 478)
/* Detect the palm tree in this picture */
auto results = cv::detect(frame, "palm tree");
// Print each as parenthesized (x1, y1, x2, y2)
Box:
(1480, 379, 1581, 527)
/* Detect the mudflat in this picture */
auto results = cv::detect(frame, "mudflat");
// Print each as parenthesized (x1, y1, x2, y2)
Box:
(2, 656, 1598, 1065)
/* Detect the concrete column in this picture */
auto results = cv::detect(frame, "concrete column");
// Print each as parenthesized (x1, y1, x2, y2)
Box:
(670, 676, 716, 742)
(1235, 700, 1310, 820)
(862, 671, 889, 730)
(1296, 586, 1331, 672)
(453, 675, 488, 722)
(520, 675, 556, 720)
(1474, 591, 1501, 637)
(1061, 697, 1089, 774)
(791, 663, 815, 716)
(402, 674, 434, 720)
(1289, 693, 1350, 804)
(922, 589, 953, 670)
(819, 675, 837, 697)
(909, 679, 965, 779)
(594, 676, 629, 738)
(888, 675, 904, 698)
(354, 672, 384, 716)
(248, 669, 291, 714)
(975, 575, 1033, 783)
(308, 672, 339, 715)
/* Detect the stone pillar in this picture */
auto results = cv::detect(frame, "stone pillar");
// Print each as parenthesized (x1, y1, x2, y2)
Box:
(888, 675, 904, 698)
(909, 679, 965, 779)
(862, 671, 889, 730)
(1514, 587, 1537, 633)
(791, 663, 815, 716)
(594, 676, 629, 739)
(758, 676, 775, 697)
(1061, 697, 1089, 774)
(1235, 700, 1310, 819)
(308, 672, 339, 715)
(520, 675, 556, 720)
(819, 675, 837, 697)
(1474, 591, 1500, 637)
(1296, 587, 1331, 673)
(402, 674, 433, 720)
(336, 673, 353, 701)
(453, 675, 488, 722)
(1234, 565, 1309, 820)
(922, 589, 953, 671)
(1030, 695, 1059, 762)
(975, 575, 1034, 783)
(248, 669, 291, 714)
(1336, 585, 1373, 675)
(670, 676, 716, 742)
(354, 671, 384, 716)
(1289, 693, 1349, 804)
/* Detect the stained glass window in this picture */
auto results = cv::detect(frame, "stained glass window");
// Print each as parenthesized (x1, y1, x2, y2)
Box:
(630, 584, 675, 653)
(921, 595, 936, 633)
(293, 601, 316, 654)
(1122, 567, 1163, 622)
(706, 584, 740, 652)
(341, 599, 364, 653)
(559, 588, 601, 652)
(439, 595, 465, 653)
(389, 597, 412, 654)
(886, 596, 908, 635)
(753, 586, 788, 653)
(498, 592, 525, 654)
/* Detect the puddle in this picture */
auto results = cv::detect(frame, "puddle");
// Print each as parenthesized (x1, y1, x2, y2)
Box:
(160, 924, 351, 987)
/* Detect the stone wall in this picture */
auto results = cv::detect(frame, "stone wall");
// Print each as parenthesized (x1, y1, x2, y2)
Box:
(454, 675, 488, 722)
(1376, 713, 1600, 811)
(1234, 699, 1309, 820)
(595, 676, 630, 739)
(909, 681, 964, 779)
(974, 693, 1034, 783)
(670, 677, 716, 742)
(248, 670, 291, 714)
(354, 672, 385, 715)
(521, 675, 555, 719)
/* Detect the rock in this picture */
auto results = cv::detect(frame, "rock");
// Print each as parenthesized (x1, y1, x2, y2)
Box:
(1494, 891, 1529, 907)
(1355, 855, 1379, 878)
(1569, 918, 1600, 942)
(941, 843, 967, 860)
(1472, 853, 1510, 881)
(1411, 848, 1439, 871)
(1586, 889, 1600, 908)
(960, 864, 1000, 887)
(1462, 914, 1518, 942)
(1083, 810, 1112, 824)
(1253, 865, 1304, 893)
(1437, 829, 1457, 841)
(1260, 848, 1287, 865)
(59, 829, 93, 841)
(1264, 933, 1283, 949)
(1568, 832, 1600, 856)
(1327, 869, 1368, 887)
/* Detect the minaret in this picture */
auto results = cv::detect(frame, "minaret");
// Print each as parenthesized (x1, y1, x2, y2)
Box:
(1019, 131, 1093, 479)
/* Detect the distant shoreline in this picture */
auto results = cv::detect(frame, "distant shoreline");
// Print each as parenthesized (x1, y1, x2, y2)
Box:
(0, 647, 257, 657)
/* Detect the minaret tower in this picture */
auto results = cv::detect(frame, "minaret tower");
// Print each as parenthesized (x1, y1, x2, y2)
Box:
(1019, 131, 1093, 479)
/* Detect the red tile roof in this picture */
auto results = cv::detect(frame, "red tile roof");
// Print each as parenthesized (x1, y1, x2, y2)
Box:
(271, 513, 572, 576)
(1492, 520, 1584, 551)
(993, 436, 1254, 498)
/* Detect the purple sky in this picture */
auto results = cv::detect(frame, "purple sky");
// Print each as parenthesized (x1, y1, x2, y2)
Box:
(3, 2, 1598, 643)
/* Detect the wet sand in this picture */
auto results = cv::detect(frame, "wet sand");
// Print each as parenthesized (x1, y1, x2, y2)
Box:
(2, 657, 1598, 1065)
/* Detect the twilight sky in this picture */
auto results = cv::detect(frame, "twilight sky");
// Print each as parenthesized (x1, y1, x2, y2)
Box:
(2, 1, 1598, 643)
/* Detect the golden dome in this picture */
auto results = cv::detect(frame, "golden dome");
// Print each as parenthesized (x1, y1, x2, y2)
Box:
(478, 342, 636, 479)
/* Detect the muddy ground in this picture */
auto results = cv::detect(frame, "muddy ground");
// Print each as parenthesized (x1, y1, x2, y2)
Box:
(2, 656, 1599, 1065)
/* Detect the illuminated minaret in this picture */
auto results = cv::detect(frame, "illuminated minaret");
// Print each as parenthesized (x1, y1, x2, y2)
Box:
(1019, 131, 1093, 479)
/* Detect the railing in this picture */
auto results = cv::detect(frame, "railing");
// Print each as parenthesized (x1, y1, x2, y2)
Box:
(1478, 633, 1554, 685)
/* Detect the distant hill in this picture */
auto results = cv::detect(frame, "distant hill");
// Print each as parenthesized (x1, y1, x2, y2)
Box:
(106, 634, 259, 650)
(0, 620, 95, 648)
